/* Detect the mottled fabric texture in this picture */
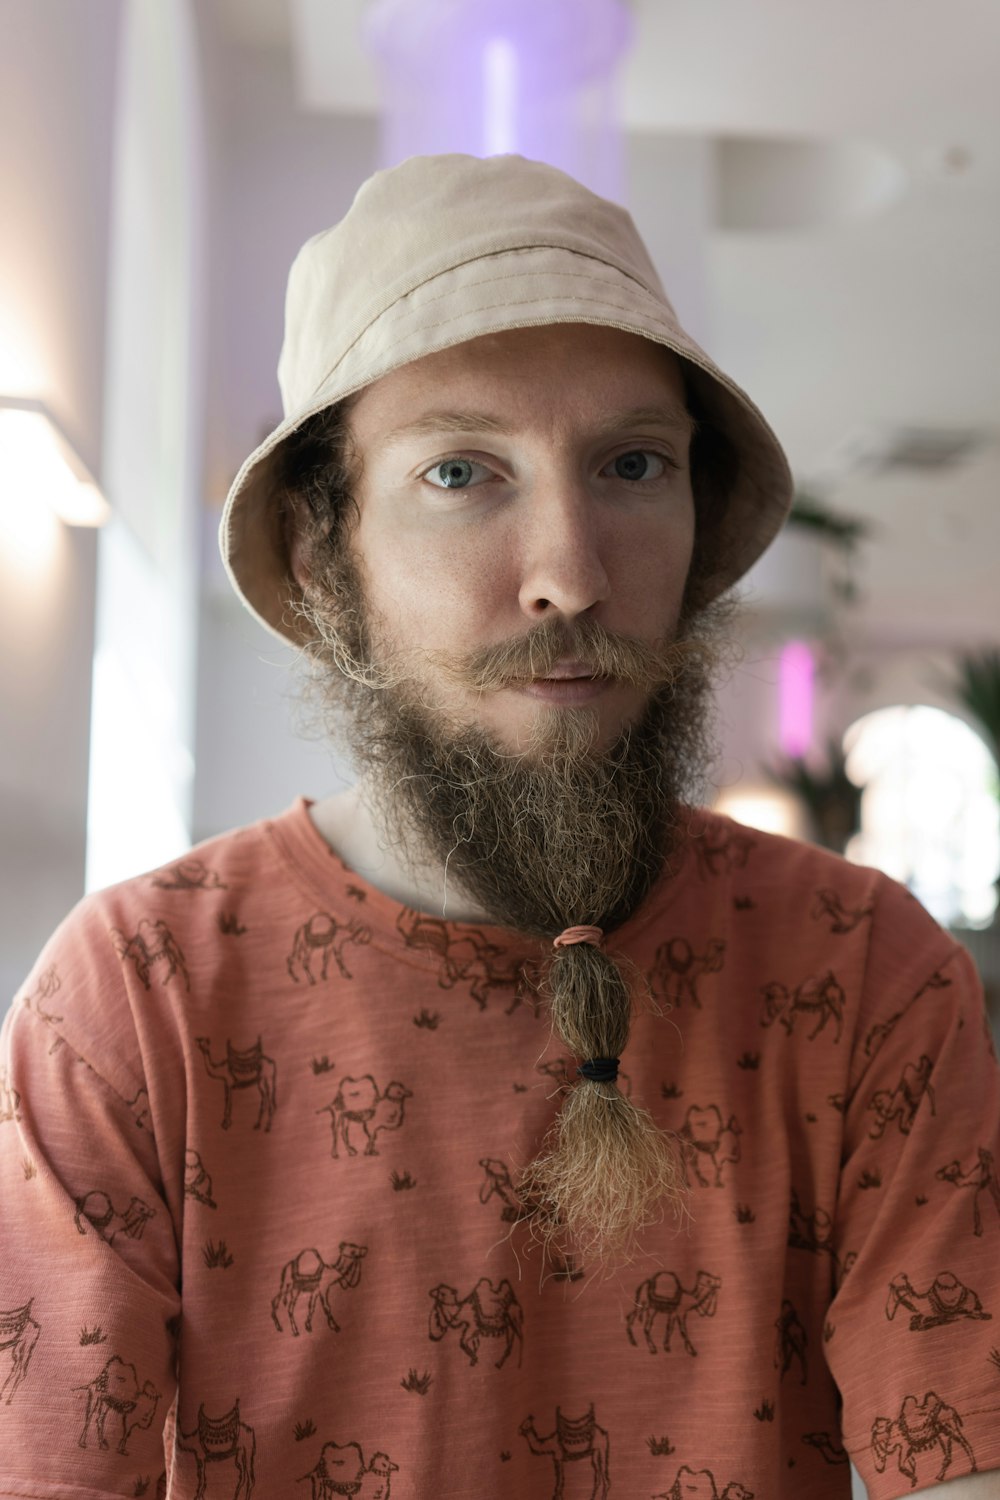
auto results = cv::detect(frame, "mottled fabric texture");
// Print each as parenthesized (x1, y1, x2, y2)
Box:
(1, 799, 998, 1500)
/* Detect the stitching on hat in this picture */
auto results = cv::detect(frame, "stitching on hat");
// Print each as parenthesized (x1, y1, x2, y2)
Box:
(309, 255, 669, 399)
(384, 285, 673, 349)
(406, 262, 666, 316)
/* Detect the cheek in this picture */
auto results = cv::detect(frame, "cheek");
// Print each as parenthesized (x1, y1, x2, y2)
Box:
(359, 525, 511, 646)
(610, 505, 696, 615)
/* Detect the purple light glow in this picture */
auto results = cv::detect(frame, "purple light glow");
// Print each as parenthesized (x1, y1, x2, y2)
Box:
(484, 37, 517, 156)
(779, 641, 815, 759)
(364, 0, 633, 202)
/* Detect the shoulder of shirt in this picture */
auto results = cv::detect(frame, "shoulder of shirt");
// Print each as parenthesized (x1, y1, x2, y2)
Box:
(73, 809, 282, 921)
(12, 804, 296, 1004)
(685, 806, 951, 941)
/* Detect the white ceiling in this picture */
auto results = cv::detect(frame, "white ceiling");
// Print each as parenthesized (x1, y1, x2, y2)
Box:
(211, 0, 1000, 645)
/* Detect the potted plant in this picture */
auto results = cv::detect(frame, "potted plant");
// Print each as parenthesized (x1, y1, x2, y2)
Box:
(765, 736, 863, 856)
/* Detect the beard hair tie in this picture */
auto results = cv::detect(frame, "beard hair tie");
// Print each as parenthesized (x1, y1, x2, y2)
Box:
(552, 925, 604, 949)
(577, 1056, 620, 1084)
(550, 929, 618, 1084)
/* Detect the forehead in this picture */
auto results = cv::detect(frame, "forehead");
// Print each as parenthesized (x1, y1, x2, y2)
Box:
(347, 323, 690, 440)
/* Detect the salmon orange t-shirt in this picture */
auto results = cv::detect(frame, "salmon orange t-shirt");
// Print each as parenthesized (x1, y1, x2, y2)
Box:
(1, 799, 999, 1499)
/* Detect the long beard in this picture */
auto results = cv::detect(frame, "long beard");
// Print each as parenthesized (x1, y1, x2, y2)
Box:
(348, 661, 715, 939)
(290, 542, 739, 1263)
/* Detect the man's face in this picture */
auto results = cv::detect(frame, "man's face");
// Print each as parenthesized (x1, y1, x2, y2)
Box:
(345, 322, 697, 752)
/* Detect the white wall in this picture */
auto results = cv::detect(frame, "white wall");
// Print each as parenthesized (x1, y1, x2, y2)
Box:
(0, 0, 122, 1002)
(193, 34, 377, 841)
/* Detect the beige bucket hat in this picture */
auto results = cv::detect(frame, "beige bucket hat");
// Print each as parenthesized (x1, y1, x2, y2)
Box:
(220, 152, 794, 647)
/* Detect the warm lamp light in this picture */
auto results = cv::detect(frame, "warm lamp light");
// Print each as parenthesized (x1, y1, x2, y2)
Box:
(0, 397, 111, 527)
(714, 783, 810, 840)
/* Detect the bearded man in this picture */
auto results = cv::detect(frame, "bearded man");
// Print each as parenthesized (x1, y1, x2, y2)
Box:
(2, 154, 998, 1500)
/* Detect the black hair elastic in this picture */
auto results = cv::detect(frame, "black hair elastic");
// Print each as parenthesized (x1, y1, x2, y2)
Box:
(578, 1057, 620, 1084)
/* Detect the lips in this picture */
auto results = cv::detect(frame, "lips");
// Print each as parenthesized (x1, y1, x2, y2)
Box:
(534, 659, 597, 681)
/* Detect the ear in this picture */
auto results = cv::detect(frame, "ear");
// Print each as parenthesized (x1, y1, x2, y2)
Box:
(283, 498, 312, 587)
(288, 526, 311, 588)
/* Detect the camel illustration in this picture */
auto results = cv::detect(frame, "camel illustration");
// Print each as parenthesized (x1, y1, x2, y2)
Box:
(864, 969, 951, 1060)
(25, 962, 62, 1023)
(867, 1054, 936, 1138)
(871, 1390, 976, 1487)
(300, 1440, 398, 1500)
(395, 907, 536, 1013)
(887, 1270, 991, 1331)
(520, 1406, 609, 1499)
(759, 971, 844, 1042)
(429, 1277, 523, 1369)
(774, 1299, 808, 1384)
(626, 1269, 720, 1355)
(127, 1084, 152, 1131)
(152, 858, 227, 890)
(0, 1299, 40, 1404)
(319, 1075, 411, 1158)
(679, 1104, 742, 1188)
(76, 1355, 160, 1455)
(271, 1242, 367, 1335)
(111, 917, 189, 991)
(176, 1400, 256, 1500)
(801, 1432, 849, 1465)
(479, 1157, 529, 1222)
(690, 826, 756, 878)
(810, 887, 875, 934)
(936, 1148, 1000, 1237)
(74, 1190, 155, 1244)
(287, 911, 372, 983)
(650, 936, 726, 1009)
(787, 1187, 855, 1288)
(0, 1068, 21, 1124)
(197, 1037, 277, 1131)
(184, 1149, 217, 1209)
(654, 1467, 754, 1499)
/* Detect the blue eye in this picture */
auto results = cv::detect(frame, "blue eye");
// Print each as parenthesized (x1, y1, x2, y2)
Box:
(605, 450, 671, 481)
(423, 458, 492, 489)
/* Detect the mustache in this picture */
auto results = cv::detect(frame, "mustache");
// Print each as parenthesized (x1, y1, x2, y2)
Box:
(426, 615, 712, 695)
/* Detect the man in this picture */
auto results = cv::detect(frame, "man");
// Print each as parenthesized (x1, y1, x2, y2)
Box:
(1, 154, 997, 1499)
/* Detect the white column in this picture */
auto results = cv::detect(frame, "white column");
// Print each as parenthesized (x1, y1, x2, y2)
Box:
(87, 0, 207, 890)
(364, 0, 633, 203)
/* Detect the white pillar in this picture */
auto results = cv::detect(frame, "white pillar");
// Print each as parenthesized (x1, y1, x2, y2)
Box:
(87, 0, 207, 889)
(364, 0, 633, 203)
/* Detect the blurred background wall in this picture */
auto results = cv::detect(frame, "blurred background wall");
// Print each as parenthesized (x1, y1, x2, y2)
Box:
(2, 0, 999, 1021)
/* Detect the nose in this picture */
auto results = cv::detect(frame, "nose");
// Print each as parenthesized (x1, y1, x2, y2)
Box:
(516, 481, 611, 622)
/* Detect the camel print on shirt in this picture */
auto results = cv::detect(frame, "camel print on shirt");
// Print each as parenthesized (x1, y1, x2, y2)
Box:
(111, 918, 190, 991)
(73, 1189, 155, 1244)
(626, 1268, 721, 1356)
(271, 1243, 367, 1336)
(886, 1269, 991, 1331)
(869, 1390, 977, 1489)
(520, 1406, 610, 1500)
(428, 1277, 523, 1369)
(197, 1037, 277, 1131)
(3, 798, 999, 1497)
(287, 910, 372, 983)
(175, 1400, 256, 1499)
(299, 1439, 398, 1499)
(317, 1074, 412, 1158)
(75, 1354, 161, 1455)
(0, 1299, 40, 1405)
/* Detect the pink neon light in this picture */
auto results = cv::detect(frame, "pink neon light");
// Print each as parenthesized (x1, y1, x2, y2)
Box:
(779, 641, 814, 758)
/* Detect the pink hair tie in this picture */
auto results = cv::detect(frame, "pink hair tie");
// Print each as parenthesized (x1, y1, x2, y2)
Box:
(552, 925, 604, 950)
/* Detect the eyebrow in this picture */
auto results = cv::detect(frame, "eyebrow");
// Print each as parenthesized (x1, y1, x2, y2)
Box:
(381, 403, 696, 447)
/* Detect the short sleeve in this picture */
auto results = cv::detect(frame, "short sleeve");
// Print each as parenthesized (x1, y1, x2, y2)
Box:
(0, 920, 180, 1499)
(824, 912, 1000, 1498)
